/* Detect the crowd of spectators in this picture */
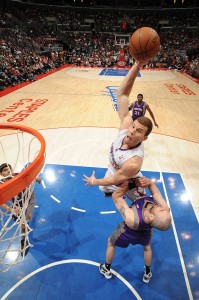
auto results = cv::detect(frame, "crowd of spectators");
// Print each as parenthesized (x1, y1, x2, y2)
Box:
(0, 4, 198, 91)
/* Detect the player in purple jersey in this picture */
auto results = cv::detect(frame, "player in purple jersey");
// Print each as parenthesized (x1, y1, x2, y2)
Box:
(99, 178, 171, 283)
(129, 93, 159, 128)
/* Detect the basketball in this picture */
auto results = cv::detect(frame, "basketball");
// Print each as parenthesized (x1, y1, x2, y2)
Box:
(129, 27, 160, 61)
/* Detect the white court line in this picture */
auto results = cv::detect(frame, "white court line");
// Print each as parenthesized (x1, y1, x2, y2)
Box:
(41, 180, 46, 189)
(180, 173, 199, 224)
(1, 259, 141, 300)
(146, 152, 193, 299)
(100, 211, 116, 214)
(50, 195, 61, 203)
(160, 172, 193, 300)
(71, 207, 86, 213)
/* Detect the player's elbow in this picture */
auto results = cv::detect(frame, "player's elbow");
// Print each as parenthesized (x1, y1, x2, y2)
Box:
(112, 190, 124, 204)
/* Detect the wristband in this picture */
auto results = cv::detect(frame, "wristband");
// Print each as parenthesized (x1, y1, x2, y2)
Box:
(128, 179, 137, 190)
(134, 62, 141, 69)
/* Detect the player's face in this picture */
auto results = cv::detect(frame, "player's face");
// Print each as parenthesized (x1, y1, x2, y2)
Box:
(125, 120, 148, 146)
(1, 166, 13, 180)
(137, 95, 143, 103)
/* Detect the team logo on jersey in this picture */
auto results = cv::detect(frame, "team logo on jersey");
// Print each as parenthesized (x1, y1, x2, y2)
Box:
(119, 155, 123, 159)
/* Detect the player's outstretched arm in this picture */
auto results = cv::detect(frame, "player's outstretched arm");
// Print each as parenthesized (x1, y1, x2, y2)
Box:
(1, 203, 12, 212)
(1, 203, 21, 215)
(83, 156, 142, 187)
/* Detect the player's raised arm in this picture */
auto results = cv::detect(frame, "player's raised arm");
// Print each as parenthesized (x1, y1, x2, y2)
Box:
(147, 180, 170, 211)
(112, 182, 136, 229)
(117, 61, 148, 130)
(117, 63, 140, 130)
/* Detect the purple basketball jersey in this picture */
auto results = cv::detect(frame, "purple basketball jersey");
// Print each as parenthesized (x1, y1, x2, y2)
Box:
(110, 196, 155, 247)
(132, 196, 155, 230)
(132, 101, 146, 120)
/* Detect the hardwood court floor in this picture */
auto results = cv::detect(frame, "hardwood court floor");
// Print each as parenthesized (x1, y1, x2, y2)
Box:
(1, 67, 198, 140)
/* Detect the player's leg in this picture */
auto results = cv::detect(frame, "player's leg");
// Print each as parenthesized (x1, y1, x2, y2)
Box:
(99, 222, 129, 279)
(20, 222, 28, 256)
(21, 192, 36, 256)
(134, 228, 152, 283)
(143, 244, 152, 283)
(99, 237, 115, 279)
(25, 192, 36, 223)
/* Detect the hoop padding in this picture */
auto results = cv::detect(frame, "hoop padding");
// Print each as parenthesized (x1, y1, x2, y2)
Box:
(0, 124, 45, 205)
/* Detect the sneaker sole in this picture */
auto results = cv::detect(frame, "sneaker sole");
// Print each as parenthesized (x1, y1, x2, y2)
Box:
(99, 266, 112, 279)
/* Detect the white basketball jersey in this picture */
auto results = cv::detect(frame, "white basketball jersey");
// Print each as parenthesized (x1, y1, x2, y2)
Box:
(108, 129, 144, 173)
(99, 129, 145, 200)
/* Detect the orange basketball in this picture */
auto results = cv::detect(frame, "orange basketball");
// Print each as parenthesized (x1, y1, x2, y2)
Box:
(129, 27, 160, 61)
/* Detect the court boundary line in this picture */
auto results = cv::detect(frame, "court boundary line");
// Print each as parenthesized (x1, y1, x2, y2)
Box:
(0, 64, 71, 98)
(160, 172, 193, 300)
(142, 152, 194, 299)
(180, 71, 199, 84)
(179, 173, 199, 223)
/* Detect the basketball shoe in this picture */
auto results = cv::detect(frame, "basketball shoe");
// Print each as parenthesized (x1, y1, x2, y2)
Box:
(99, 264, 112, 279)
(143, 268, 152, 283)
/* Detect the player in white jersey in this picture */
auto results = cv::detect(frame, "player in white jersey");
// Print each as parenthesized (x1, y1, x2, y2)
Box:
(98, 128, 145, 200)
(83, 61, 153, 199)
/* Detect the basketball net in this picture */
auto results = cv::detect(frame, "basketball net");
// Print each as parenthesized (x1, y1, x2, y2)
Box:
(0, 124, 45, 272)
(0, 182, 35, 272)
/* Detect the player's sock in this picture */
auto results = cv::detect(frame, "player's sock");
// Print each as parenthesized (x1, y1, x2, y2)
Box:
(105, 263, 111, 270)
(145, 265, 151, 275)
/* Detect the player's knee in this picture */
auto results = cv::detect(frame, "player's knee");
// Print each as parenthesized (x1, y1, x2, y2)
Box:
(144, 244, 151, 252)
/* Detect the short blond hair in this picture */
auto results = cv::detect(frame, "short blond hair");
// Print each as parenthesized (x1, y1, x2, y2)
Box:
(137, 116, 153, 136)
